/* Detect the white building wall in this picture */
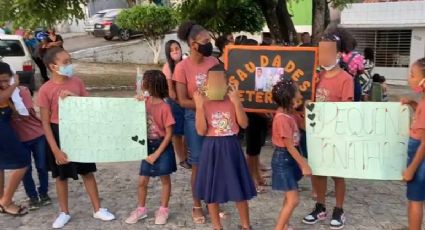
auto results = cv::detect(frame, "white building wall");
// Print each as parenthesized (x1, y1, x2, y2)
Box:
(410, 28, 425, 65)
(341, 1, 425, 28)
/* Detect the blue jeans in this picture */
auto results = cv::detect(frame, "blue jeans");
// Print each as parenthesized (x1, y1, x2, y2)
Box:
(184, 109, 204, 165)
(22, 135, 49, 199)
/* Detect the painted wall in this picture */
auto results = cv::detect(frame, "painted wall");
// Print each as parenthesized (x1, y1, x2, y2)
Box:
(71, 34, 189, 64)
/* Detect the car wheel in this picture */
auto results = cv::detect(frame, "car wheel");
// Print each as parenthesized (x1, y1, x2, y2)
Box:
(119, 30, 131, 41)
(104, 36, 114, 41)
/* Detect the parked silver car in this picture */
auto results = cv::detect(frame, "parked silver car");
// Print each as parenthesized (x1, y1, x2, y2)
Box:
(84, 9, 119, 35)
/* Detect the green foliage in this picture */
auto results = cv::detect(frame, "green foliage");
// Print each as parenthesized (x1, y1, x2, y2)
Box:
(116, 5, 178, 40)
(178, 0, 265, 38)
(0, 0, 86, 29)
(330, 0, 361, 9)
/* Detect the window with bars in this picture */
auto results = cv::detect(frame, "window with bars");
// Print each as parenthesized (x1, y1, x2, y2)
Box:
(348, 30, 412, 67)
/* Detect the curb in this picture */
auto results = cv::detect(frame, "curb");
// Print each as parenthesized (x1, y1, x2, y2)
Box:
(86, 85, 134, 91)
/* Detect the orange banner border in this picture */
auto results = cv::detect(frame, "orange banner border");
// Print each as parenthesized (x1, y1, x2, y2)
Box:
(224, 45, 319, 113)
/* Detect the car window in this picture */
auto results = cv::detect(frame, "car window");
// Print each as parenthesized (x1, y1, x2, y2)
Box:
(0, 40, 25, 57)
(93, 13, 105, 19)
(104, 10, 122, 18)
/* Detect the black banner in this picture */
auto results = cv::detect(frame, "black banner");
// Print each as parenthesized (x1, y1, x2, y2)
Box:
(225, 45, 318, 112)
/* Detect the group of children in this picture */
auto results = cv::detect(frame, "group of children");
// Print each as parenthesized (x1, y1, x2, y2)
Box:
(0, 21, 425, 230)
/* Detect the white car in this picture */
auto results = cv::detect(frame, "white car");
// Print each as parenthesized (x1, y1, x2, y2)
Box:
(0, 34, 35, 91)
(84, 9, 120, 35)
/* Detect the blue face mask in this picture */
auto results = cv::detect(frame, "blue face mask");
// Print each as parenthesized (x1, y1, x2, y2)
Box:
(57, 64, 74, 78)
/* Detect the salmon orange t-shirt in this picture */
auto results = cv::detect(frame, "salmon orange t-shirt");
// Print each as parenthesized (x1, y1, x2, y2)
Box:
(272, 110, 300, 148)
(10, 87, 44, 142)
(37, 77, 89, 124)
(410, 100, 425, 140)
(315, 70, 354, 102)
(173, 56, 219, 99)
(146, 97, 175, 140)
(162, 63, 173, 80)
(203, 97, 239, 137)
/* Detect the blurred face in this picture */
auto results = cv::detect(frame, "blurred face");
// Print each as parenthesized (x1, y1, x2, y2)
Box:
(207, 71, 227, 89)
(48, 28, 55, 35)
(408, 63, 425, 90)
(169, 43, 182, 62)
(318, 41, 340, 67)
(49, 51, 71, 73)
(206, 71, 227, 100)
(0, 73, 11, 90)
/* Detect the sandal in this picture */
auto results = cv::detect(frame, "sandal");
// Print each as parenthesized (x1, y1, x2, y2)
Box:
(238, 225, 253, 230)
(0, 203, 28, 216)
(259, 178, 272, 187)
(192, 207, 206, 224)
(256, 186, 267, 194)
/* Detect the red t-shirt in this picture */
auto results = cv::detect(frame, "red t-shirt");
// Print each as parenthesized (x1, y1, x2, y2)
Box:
(146, 97, 175, 140)
(203, 97, 239, 137)
(272, 110, 300, 148)
(37, 77, 89, 124)
(173, 56, 219, 99)
(10, 87, 44, 142)
(410, 100, 425, 140)
(315, 70, 354, 102)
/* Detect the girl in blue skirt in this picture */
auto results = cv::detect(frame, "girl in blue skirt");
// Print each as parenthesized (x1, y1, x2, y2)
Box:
(193, 64, 256, 230)
(0, 62, 30, 216)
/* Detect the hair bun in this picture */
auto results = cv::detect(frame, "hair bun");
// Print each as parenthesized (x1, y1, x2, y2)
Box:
(177, 21, 197, 42)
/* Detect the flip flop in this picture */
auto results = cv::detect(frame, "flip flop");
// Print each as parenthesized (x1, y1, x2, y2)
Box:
(238, 224, 253, 230)
(192, 207, 206, 224)
(259, 178, 272, 187)
(256, 186, 267, 194)
(0, 203, 28, 216)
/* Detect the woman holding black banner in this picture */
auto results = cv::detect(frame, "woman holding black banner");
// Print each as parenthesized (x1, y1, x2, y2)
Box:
(174, 21, 219, 224)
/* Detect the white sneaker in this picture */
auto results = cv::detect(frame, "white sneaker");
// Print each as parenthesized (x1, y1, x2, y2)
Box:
(52, 212, 71, 229)
(93, 208, 115, 221)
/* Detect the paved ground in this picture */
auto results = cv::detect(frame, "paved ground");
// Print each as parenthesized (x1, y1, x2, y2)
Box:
(63, 35, 129, 52)
(1, 88, 422, 230)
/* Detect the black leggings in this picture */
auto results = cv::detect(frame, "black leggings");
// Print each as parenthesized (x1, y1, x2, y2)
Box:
(33, 57, 49, 83)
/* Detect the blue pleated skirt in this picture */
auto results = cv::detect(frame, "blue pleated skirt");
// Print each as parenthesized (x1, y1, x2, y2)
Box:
(195, 135, 257, 204)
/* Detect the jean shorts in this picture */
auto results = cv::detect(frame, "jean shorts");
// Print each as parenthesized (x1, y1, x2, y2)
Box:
(165, 99, 184, 136)
(271, 147, 302, 191)
(184, 109, 204, 165)
(407, 138, 425, 201)
(139, 139, 177, 177)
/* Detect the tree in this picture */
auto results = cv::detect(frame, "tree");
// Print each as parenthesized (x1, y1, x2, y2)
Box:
(312, 0, 359, 43)
(0, 0, 86, 29)
(253, 0, 297, 45)
(116, 5, 178, 64)
(178, 0, 265, 39)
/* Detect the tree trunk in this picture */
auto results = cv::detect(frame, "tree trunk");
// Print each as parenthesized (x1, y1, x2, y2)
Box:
(276, 0, 298, 45)
(253, 0, 284, 44)
(146, 39, 162, 64)
(312, 0, 329, 44)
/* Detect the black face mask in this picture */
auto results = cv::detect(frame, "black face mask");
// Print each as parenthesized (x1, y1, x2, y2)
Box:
(197, 42, 213, 57)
